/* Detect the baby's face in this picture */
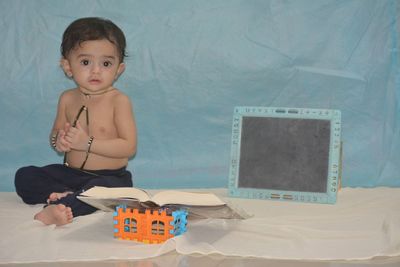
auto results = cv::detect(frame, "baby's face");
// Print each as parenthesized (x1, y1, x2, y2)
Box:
(61, 39, 125, 93)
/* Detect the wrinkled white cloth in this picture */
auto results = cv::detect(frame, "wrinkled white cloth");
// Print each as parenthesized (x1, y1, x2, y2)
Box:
(0, 187, 399, 264)
(176, 187, 400, 260)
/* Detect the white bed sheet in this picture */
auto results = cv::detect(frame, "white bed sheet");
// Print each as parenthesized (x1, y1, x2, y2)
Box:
(0, 187, 399, 264)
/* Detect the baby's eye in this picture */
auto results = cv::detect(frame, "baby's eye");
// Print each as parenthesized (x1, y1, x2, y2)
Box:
(80, 59, 90, 66)
(103, 61, 113, 67)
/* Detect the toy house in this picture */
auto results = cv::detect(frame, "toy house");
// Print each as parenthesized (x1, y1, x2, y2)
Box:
(113, 205, 188, 244)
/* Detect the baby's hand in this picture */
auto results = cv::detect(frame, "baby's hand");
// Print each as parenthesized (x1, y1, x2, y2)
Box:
(55, 129, 71, 152)
(65, 121, 89, 151)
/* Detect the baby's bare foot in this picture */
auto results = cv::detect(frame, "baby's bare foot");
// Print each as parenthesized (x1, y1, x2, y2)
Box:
(34, 204, 73, 226)
(47, 191, 73, 204)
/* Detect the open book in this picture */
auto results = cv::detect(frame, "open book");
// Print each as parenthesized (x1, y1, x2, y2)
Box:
(77, 186, 248, 219)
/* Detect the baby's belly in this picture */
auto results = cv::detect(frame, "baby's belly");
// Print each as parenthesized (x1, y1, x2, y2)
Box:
(65, 151, 128, 170)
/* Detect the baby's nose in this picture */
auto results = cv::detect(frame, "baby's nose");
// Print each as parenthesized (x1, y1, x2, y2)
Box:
(91, 63, 101, 73)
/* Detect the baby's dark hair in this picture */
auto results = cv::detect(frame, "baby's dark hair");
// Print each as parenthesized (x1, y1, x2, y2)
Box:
(61, 17, 127, 62)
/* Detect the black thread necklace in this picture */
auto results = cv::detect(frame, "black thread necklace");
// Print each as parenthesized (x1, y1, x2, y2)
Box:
(79, 87, 115, 98)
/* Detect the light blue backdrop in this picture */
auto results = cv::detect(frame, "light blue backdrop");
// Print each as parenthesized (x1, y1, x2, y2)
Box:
(0, 0, 399, 191)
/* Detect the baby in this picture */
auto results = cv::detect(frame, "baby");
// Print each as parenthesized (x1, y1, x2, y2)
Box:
(15, 17, 137, 226)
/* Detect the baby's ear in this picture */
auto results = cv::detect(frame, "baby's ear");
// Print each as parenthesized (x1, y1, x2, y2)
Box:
(60, 58, 73, 78)
(116, 62, 125, 79)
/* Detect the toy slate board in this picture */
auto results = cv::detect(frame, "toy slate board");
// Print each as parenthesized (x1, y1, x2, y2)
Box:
(228, 107, 341, 204)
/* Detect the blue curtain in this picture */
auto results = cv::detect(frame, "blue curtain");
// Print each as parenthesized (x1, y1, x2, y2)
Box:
(0, 0, 398, 191)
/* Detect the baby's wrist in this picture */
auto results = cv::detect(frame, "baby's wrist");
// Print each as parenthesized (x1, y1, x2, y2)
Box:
(86, 136, 94, 153)
(51, 132, 58, 149)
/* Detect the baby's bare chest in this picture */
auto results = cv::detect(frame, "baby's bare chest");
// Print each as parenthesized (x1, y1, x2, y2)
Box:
(67, 102, 117, 138)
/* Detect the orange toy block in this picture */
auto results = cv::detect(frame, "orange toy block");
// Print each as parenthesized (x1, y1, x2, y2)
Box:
(113, 205, 188, 244)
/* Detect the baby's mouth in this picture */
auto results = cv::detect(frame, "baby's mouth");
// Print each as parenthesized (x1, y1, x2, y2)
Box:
(89, 79, 101, 84)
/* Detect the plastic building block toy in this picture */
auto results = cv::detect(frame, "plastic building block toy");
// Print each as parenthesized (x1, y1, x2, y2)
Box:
(113, 205, 188, 244)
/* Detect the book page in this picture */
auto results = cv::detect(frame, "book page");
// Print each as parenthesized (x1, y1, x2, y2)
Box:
(80, 186, 151, 202)
(150, 190, 226, 206)
(77, 196, 145, 211)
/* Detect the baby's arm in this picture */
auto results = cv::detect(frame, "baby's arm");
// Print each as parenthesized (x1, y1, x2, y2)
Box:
(92, 94, 137, 158)
(50, 92, 71, 152)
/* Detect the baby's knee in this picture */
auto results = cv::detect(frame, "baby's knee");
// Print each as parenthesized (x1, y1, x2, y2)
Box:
(15, 166, 34, 188)
(14, 166, 39, 203)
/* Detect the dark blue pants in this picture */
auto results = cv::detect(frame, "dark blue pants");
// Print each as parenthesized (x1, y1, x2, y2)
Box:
(14, 164, 133, 217)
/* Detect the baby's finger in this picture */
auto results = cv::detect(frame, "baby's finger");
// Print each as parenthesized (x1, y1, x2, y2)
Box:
(66, 127, 78, 135)
(63, 139, 72, 151)
(64, 135, 73, 143)
(64, 122, 71, 131)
